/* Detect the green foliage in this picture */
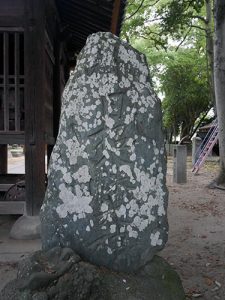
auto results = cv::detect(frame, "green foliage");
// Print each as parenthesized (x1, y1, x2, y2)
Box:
(157, 0, 205, 36)
(121, 0, 213, 140)
(122, 0, 207, 50)
(160, 50, 211, 139)
(130, 38, 211, 139)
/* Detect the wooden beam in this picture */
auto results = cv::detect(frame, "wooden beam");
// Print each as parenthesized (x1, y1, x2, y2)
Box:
(0, 133, 24, 144)
(0, 145, 7, 174)
(0, 17, 24, 28)
(0, 201, 25, 215)
(0, 27, 24, 32)
(60, 0, 112, 18)
(111, 0, 121, 35)
(24, 0, 46, 216)
(0, 183, 14, 192)
(61, 5, 111, 28)
(53, 26, 61, 141)
(3, 32, 9, 131)
(15, 32, 20, 131)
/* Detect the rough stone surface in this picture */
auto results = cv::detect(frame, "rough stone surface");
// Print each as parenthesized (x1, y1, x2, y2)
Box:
(10, 216, 40, 240)
(0, 247, 185, 300)
(40, 32, 168, 272)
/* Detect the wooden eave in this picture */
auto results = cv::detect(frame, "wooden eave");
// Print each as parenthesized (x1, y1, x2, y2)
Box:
(55, 0, 127, 57)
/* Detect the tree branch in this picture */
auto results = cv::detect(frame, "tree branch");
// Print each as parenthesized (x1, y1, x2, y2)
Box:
(190, 24, 207, 31)
(125, 0, 145, 20)
(140, 31, 168, 51)
(149, 0, 161, 6)
(145, 16, 164, 23)
(175, 27, 192, 51)
(191, 15, 208, 23)
(125, 0, 161, 21)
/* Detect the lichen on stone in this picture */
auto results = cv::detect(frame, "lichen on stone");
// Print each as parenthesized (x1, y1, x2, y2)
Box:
(40, 32, 168, 272)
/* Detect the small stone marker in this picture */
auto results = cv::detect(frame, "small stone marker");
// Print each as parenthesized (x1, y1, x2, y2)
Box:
(40, 32, 168, 272)
(192, 136, 202, 165)
(173, 145, 187, 184)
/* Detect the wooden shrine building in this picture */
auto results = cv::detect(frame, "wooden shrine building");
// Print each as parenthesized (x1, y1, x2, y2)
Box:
(0, 0, 126, 216)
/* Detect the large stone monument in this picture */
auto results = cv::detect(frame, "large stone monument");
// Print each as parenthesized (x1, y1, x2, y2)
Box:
(0, 32, 185, 300)
(40, 32, 168, 272)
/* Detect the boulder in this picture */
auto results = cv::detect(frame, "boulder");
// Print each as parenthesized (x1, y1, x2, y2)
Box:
(40, 32, 168, 272)
(0, 247, 185, 300)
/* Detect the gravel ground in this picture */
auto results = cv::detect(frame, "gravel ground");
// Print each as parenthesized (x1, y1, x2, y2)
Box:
(161, 157, 225, 300)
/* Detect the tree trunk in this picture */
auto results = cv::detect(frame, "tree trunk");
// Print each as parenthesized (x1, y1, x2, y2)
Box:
(214, 0, 225, 185)
(205, 0, 216, 111)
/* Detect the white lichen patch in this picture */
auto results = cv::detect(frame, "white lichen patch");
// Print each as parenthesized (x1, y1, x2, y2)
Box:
(101, 203, 108, 213)
(116, 204, 126, 218)
(150, 232, 163, 246)
(72, 165, 91, 183)
(110, 224, 116, 234)
(107, 247, 113, 255)
(56, 183, 93, 219)
(119, 165, 135, 184)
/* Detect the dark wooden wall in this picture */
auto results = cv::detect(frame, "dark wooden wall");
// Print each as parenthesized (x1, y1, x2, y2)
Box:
(0, 0, 123, 216)
(0, 0, 25, 174)
(0, 0, 64, 215)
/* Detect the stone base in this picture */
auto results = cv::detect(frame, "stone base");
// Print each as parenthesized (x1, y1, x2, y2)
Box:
(0, 247, 185, 300)
(10, 215, 40, 240)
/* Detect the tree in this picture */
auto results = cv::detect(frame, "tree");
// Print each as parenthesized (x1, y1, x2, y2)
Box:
(160, 50, 211, 141)
(122, 0, 225, 185)
(126, 32, 212, 141)
(122, 0, 215, 106)
(213, 0, 225, 186)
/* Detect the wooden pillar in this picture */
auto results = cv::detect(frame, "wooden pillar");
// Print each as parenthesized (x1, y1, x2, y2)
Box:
(24, 0, 46, 216)
(46, 26, 62, 169)
(0, 145, 7, 174)
(53, 29, 61, 141)
(111, 0, 121, 35)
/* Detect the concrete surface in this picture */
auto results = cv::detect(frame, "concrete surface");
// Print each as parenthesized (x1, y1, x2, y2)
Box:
(0, 216, 41, 291)
(8, 156, 25, 174)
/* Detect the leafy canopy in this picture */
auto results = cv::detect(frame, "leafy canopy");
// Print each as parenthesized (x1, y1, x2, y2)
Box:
(121, 0, 212, 139)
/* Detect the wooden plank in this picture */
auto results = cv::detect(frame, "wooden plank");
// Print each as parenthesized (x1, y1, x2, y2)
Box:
(0, 201, 25, 215)
(0, 184, 14, 192)
(15, 32, 20, 131)
(61, 5, 111, 27)
(61, 0, 112, 17)
(24, 0, 46, 216)
(0, 17, 24, 28)
(0, 27, 24, 32)
(0, 0, 24, 17)
(0, 174, 24, 181)
(0, 133, 25, 144)
(111, 0, 121, 35)
(0, 145, 7, 174)
(53, 26, 61, 140)
(3, 32, 9, 131)
(64, 14, 109, 32)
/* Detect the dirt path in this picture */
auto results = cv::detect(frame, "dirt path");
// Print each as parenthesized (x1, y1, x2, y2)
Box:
(161, 158, 225, 299)
(0, 157, 224, 299)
